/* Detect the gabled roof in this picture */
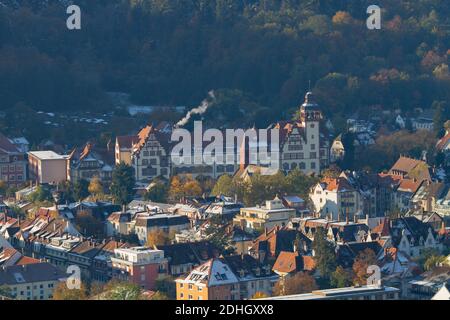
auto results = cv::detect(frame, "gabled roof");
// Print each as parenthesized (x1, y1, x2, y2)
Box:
(133, 125, 172, 155)
(222, 254, 275, 279)
(116, 135, 139, 149)
(250, 226, 311, 257)
(388, 156, 431, 182)
(391, 217, 435, 247)
(159, 241, 219, 266)
(371, 219, 391, 237)
(179, 258, 239, 287)
(398, 178, 422, 194)
(319, 177, 355, 193)
(272, 251, 302, 274)
(0, 133, 20, 154)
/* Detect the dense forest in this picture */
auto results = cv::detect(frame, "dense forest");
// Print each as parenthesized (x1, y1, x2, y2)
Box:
(0, 0, 449, 127)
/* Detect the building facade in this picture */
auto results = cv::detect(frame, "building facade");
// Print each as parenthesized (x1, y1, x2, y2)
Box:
(28, 151, 68, 184)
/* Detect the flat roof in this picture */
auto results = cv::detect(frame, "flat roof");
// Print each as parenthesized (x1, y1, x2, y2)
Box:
(259, 286, 400, 300)
(28, 151, 68, 160)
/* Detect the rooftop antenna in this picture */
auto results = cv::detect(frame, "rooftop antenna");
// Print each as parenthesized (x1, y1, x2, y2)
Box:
(308, 80, 311, 92)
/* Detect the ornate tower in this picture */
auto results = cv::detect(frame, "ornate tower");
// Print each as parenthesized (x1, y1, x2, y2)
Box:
(300, 92, 322, 175)
(300, 92, 322, 122)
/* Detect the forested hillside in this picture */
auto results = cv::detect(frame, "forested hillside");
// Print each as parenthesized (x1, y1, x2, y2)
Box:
(0, 0, 449, 126)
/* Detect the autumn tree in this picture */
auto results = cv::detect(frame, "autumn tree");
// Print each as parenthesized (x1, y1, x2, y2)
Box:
(146, 229, 174, 247)
(330, 266, 353, 288)
(252, 291, 269, 299)
(212, 174, 234, 197)
(321, 165, 342, 179)
(169, 175, 202, 200)
(273, 272, 318, 296)
(52, 282, 88, 300)
(352, 249, 377, 286)
(88, 176, 104, 201)
(105, 282, 144, 300)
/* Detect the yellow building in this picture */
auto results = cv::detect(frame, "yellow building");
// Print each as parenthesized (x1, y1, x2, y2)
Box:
(176, 259, 239, 300)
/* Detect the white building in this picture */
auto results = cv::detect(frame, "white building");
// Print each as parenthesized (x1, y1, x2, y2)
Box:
(233, 197, 296, 233)
(310, 174, 363, 221)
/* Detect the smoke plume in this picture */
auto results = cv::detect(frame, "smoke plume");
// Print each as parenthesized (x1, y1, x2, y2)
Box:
(176, 91, 216, 127)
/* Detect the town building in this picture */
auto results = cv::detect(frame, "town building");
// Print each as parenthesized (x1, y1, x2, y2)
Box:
(412, 109, 434, 131)
(176, 258, 239, 300)
(330, 134, 345, 163)
(28, 151, 69, 184)
(158, 241, 219, 276)
(115, 135, 139, 165)
(310, 174, 363, 221)
(134, 213, 190, 245)
(274, 92, 329, 175)
(132, 125, 171, 182)
(111, 246, 168, 290)
(115, 92, 330, 183)
(175, 255, 277, 300)
(233, 197, 296, 233)
(260, 285, 400, 300)
(0, 262, 66, 300)
(0, 133, 27, 186)
(68, 143, 113, 182)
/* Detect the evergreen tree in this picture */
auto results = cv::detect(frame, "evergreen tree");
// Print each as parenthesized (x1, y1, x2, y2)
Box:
(312, 228, 337, 280)
(110, 163, 136, 205)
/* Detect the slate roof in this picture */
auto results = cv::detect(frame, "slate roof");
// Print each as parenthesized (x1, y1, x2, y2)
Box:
(159, 241, 219, 267)
(0, 263, 66, 285)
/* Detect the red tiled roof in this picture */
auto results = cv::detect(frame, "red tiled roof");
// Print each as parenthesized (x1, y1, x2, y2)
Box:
(15, 256, 40, 265)
(388, 156, 431, 181)
(272, 251, 299, 274)
(372, 219, 391, 237)
(321, 177, 354, 192)
(302, 256, 316, 271)
(398, 178, 422, 193)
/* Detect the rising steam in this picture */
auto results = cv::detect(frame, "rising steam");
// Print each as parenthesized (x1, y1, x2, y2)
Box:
(176, 90, 216, 127)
